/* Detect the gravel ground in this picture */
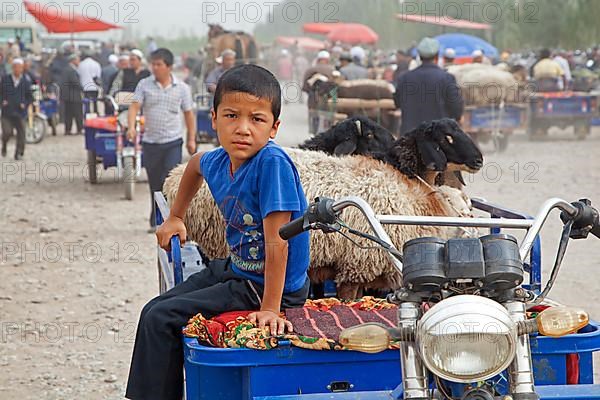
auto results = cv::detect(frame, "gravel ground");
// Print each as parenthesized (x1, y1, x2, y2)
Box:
(1, 101, 599, 398)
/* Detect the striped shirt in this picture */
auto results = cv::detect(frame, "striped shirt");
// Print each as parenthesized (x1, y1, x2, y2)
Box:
(133, 74, 193, 144)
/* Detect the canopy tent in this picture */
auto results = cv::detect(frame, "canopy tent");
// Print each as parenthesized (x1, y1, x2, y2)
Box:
(395, 13, 492, 30)
(24, 0, 121, 33)
(326, 24, 378, 45)
(275, 36, 326, 51)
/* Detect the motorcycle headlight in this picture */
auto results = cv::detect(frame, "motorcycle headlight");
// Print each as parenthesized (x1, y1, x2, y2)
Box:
(417, 295, 517, 383)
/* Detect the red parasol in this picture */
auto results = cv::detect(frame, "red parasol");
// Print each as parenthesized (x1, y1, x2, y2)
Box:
(23, 0, 121, 33)
(326, 24, 378, 45)
(275, 36, 326, 51)
(302, 22, 346, 35)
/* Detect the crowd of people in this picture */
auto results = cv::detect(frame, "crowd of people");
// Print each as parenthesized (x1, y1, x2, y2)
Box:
(0, 40, 157, 159)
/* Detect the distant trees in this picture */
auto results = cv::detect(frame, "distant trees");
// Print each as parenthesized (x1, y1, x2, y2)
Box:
(253, 0, 600, 51)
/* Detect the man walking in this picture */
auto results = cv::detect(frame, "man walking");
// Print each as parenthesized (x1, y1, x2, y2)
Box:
(128, 48, 196, 231)
(1, 58, 33, 159)
(61, 54, 84, 135)
(394, 37, 464, 135)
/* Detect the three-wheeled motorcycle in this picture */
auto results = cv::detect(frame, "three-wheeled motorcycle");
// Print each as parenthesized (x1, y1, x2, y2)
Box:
(154, 191, 600, 400)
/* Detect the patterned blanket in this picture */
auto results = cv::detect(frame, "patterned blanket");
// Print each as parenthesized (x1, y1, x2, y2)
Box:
(183, 297, 398, 350)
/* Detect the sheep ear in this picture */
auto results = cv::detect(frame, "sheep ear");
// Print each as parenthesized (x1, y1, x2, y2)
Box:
(416, 140, 447, 171)
(334, 140, 357, 155)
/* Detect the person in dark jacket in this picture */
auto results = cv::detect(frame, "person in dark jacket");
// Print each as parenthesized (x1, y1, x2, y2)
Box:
(394, 37, 464, 135)
(61, 54, 84, 135)
(1, 58, 33, 159)
(109, 49, 151, 95)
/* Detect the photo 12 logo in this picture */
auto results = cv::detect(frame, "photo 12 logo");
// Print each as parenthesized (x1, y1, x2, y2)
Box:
(398, 1, 539, 24)
(201, 1, 339, 24)
(1, 1, 140, 24)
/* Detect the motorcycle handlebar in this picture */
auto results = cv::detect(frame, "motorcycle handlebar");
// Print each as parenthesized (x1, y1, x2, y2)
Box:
(279, 196, 599, 258)
(279, 197, 337, 241)
(561, 199, 600, 239)
(279, 216, 306, 241)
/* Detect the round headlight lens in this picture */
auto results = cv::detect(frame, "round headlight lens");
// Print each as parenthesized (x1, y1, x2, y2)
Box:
(417, 295, 517, 383)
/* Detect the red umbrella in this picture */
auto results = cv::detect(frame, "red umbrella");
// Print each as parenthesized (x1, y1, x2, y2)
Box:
(24, 0, 120, 33)
(302, 22, 346, 35)
(326, 24, 378, 45)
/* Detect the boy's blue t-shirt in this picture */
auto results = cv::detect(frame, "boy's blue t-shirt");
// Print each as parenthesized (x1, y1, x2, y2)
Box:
(199, 141, 310, 293)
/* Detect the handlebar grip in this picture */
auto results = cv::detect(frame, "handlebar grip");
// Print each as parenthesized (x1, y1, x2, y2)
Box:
(562, 199, 600, 240)
(279, 216, 306, 241)
(591, 223, 600, 239)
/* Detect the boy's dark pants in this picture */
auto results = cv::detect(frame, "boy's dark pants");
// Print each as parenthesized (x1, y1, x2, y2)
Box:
(142, 138, 182, 227)
(125, 257, 309, 400)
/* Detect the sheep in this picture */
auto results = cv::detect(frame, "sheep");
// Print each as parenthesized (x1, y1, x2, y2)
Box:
(162, 148, 476, 300)
(299, 116, 394, 158)
(447, 64, 520, 106)
(301, 117, 484, 187)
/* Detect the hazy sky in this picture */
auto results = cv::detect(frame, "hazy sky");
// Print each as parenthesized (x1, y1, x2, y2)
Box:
(12, 0, 284, 39)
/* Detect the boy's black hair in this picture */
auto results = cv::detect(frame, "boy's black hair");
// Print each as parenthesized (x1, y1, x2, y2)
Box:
(213, 64, 281, 122)
(150, 48, 174, 67)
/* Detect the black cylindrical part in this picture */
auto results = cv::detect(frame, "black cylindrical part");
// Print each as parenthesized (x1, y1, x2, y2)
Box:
(402, 237, 446, 291)
(481, 234, 524, 290)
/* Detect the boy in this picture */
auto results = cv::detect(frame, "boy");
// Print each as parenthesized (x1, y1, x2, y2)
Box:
(125, 64, 310, 400)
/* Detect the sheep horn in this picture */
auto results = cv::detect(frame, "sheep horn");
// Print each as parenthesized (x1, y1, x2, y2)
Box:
(354, 119, 362, 136)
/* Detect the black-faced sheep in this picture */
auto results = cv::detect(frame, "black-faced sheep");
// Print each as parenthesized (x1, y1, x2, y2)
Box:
(301, 117, 483, 187)
(299, 116, 394, 158)
(162, 148, 476, 300)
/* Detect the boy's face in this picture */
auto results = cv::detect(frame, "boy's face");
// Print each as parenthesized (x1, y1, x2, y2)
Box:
(212, 91, 280, 166)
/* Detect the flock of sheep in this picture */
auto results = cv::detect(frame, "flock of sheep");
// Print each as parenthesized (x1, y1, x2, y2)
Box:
(163, 117, 484, 299)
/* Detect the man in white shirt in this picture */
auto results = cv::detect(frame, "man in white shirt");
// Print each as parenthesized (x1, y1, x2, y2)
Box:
(77, 52, 102, 113)
(553, 51, 572, 90)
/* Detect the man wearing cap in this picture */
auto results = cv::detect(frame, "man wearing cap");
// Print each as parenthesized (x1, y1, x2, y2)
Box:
(61, 54, 84, 135)
(109, 49, 151, 95)
(394, 37, 464, 135)
(1, 58, 33, 159)
(78, 51, 102, 113)
(204, 49, 236, 94)
(302, 50, 335, 108)
(340, 47, 369, 81)
(443, 48, 456, 69)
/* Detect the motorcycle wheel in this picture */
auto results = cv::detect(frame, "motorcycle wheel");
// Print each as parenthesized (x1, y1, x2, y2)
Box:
(25, 116, 47, 144)
(123, 156, 135, 200)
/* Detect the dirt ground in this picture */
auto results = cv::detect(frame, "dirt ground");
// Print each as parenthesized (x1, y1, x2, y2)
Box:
(1, 101, 599, 399)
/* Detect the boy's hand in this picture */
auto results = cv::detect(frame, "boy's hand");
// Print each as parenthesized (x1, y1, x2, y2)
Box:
(248, 310, 293, 336)
(156, 216, 187, 251)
